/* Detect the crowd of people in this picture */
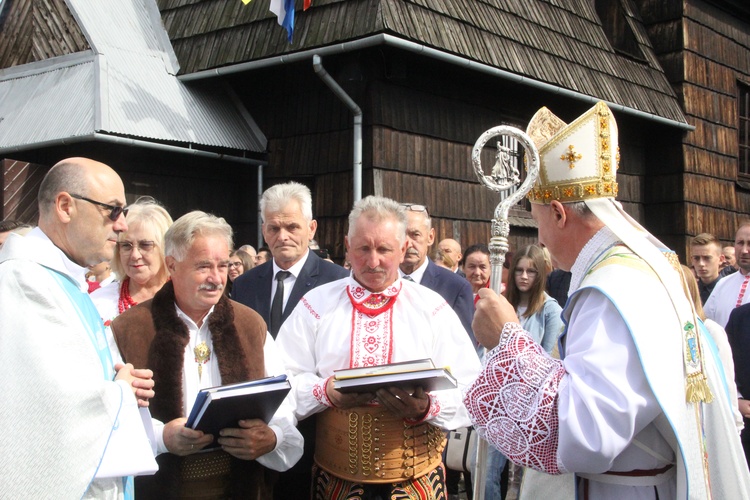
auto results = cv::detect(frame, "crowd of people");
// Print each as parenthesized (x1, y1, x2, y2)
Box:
(2, 100, 750, 500)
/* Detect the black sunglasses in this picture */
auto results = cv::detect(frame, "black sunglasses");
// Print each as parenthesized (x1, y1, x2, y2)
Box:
(71, 194, 129, 222)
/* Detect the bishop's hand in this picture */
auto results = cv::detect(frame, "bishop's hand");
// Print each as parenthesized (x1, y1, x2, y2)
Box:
(473, 287, 520, 350)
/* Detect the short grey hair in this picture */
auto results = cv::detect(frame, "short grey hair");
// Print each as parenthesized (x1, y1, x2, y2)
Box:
(260, 182, 313, 223)
(37, 159, 89, 213)
(111, 197, 173, 281)
(402, 203, 432, 230)
(348, 196, 407, 245)
(566, 201, 594, 219)
(165, 211, 233, 262)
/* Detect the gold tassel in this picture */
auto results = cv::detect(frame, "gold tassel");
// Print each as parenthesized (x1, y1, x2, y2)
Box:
(686, 373, 714, 404)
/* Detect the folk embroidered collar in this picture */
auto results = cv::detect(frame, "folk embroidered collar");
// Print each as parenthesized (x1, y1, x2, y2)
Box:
(347, 281, 402, 316)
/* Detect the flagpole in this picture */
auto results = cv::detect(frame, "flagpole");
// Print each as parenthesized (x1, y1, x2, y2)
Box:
(469, 125, 540, 500)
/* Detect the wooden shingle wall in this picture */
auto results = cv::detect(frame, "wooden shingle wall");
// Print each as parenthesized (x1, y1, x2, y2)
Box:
(0, 0, 88, 70)
(638, 0, 750, 258)
(1, 159, 46, 223)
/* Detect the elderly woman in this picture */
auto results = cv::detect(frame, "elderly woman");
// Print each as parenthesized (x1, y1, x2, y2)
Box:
(91, 197, 173, 325)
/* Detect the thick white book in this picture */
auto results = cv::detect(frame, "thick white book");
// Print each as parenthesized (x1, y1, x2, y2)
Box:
(333, 360, 457, 394)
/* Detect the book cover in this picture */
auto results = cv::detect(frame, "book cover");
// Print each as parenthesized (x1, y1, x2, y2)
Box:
(333, 367, 457, 394)
(186, 375, 291, 443)
(333, 358, 436, 379)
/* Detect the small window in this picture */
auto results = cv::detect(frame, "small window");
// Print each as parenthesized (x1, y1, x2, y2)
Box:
(740, 82, 750, 177)
(594, 0, 645, 61)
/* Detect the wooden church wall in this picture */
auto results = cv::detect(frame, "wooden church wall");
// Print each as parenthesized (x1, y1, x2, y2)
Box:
(638, 0, 750, 258)
(1, 159, 46, 224)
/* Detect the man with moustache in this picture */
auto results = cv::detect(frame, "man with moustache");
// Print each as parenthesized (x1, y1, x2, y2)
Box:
(0, 157, 155, 498)
(399, 204, 477, 351)
(112, 211, 303, 497)
(277, 196, 481, 499)
(705, 221, 750, 328)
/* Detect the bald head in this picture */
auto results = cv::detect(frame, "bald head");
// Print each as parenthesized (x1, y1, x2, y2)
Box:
(38, 157, 127, 267)
(438, 238, 462, 272)
(39, 158, 121, 214)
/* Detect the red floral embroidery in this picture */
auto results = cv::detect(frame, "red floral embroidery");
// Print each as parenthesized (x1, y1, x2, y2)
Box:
(313, 376, 334, 407)
(404, 394, 440, 425)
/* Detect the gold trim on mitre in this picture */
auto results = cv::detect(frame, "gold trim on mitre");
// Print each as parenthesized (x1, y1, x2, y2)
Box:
(527, 101, 619, 204)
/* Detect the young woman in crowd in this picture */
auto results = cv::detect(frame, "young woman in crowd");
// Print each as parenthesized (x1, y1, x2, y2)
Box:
(504, 244, 565, 498)
(505, 244, 564, 353)
(226, 249, 254, 295)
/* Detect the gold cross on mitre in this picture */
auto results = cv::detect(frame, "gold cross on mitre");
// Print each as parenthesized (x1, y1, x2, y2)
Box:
(561, 144, 582, 169)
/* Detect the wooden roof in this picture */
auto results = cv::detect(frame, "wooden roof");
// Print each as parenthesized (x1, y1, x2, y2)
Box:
(0, 0, 88, 69)
(159, 0, 686, 123)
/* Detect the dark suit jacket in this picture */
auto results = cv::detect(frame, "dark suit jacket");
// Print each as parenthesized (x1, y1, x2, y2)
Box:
(231, 250, 349, 332)
(725, 302, 750, 399)
(419, 260, 478, 348)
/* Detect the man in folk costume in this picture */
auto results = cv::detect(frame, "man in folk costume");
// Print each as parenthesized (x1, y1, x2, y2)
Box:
(463, 102, 750, 498)
(704, 221, 750, 328)
(0, 158, 155, 498)
(112, 211, 303, 498)
(276, 196, 482, 499)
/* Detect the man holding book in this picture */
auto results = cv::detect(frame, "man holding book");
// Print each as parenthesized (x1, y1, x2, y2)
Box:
(111, 211, 303, 498)
(276, 196, 482, 499)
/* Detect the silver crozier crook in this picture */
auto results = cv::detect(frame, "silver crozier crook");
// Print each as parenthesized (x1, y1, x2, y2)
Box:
(469, 125, 540, 500)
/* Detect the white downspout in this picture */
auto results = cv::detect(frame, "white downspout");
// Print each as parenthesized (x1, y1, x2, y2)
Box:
(312, 54, 363, 203)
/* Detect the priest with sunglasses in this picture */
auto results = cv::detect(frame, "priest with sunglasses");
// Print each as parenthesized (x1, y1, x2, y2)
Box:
(0, 157, 156, 498)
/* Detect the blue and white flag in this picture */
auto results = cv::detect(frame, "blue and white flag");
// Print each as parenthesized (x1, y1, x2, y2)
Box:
(270, 0, 295, 42)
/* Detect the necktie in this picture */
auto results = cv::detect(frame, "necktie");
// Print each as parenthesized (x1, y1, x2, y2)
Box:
(270, 270, 291, 338)
(736, 273, 750, 308)
(403, 275, 415, 282)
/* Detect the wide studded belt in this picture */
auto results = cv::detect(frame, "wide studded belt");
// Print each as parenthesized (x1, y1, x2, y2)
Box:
(179, 449, 232, 481)
(314, 406, 446, 484)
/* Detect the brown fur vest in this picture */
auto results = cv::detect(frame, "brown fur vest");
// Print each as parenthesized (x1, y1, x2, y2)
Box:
(112, 281, 273, 499)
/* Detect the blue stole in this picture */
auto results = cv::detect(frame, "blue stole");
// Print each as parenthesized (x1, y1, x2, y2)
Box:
(46, 268, 134, 500)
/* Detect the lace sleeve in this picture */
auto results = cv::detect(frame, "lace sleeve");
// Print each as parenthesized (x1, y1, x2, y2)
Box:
(463, 322, 566, 474)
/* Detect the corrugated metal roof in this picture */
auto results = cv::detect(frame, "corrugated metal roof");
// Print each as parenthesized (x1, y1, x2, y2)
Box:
(0, 0, 266, 153)
(0, 60, 95, 148)
(100, 50, 264, 150)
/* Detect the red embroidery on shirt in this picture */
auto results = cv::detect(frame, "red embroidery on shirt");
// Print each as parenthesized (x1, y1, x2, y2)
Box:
(301, 297, 320, 319)
(350, 307, 393, 367)
(432, 301, 448, 316)
(313, 376, 334, 407)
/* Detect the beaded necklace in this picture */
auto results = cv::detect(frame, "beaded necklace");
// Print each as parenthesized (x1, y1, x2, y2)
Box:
(117, 277, 138, 314)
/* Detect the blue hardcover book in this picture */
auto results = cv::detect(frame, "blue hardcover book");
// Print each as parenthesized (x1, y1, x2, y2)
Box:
(185, 374, 291, 442)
